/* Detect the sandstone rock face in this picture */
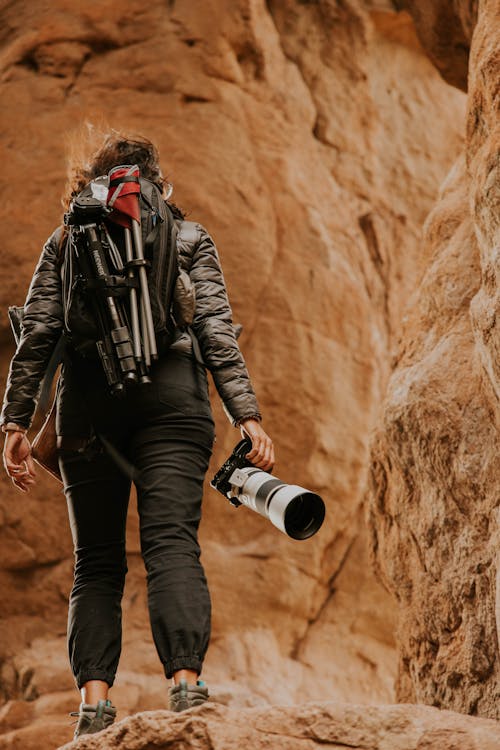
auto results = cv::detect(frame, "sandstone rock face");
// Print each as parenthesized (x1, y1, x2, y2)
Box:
(468, 0, 500, 411)
(0, 0, 473, 746)
(369, 0, 500, 719)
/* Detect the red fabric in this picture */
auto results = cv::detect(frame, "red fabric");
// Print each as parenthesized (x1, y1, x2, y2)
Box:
(107, 165, 141, 227)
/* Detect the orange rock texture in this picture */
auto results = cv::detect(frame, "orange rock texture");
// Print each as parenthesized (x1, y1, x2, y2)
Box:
(369, 0, 500, 719)
(0, 0, 491, 746)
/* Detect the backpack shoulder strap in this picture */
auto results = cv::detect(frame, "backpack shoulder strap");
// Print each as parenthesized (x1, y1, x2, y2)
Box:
(176, 221, 201, 273)
(177, 221, 199, 243)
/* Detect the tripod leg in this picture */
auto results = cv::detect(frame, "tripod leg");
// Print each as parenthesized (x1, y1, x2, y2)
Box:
(124, 228, 142, 362)
(140, 294, 151, 367)
(131, 219, 158, 361)
(103, 225, 124, 271)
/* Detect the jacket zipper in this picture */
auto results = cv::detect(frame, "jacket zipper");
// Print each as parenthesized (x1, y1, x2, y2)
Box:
(62, 234, 76, 331)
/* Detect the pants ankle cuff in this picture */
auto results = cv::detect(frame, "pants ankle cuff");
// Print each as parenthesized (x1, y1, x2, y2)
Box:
(76, 669, 115, 689)
(164, 656, 202, 680)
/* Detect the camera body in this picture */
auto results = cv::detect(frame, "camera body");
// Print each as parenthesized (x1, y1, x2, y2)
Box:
(210, 437, 253, 507)
(211, 438, 325, 540)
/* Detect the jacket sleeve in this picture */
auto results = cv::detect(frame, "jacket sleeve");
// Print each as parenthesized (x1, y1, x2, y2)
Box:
(1, 228, 64, 430)
(189, 223, 262, 426)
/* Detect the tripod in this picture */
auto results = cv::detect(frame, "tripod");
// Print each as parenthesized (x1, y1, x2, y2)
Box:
(66, 165, 159, 395)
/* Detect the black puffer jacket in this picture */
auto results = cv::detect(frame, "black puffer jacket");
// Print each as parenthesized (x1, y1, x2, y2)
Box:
(1, 221, 261, 431)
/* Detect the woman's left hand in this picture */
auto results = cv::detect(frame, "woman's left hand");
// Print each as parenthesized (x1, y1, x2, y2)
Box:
(239, 418, 275, 472)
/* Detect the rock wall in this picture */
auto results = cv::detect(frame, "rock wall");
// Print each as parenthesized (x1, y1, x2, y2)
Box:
(369, 0, 500, 718)
(0, 0, 474, 745)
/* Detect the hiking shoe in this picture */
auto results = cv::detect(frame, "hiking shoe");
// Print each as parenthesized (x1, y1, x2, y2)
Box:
(169, 678, 209, 711)
(70, 699, 117, 738)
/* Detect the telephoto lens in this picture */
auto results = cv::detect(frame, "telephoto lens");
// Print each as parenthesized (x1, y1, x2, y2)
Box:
(211, 438, 325, 540)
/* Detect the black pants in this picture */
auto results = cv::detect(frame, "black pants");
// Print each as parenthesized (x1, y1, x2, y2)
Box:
(56, 350, 215, 688)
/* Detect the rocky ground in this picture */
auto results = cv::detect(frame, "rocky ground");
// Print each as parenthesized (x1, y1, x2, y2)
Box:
(2, 701, 500, 750)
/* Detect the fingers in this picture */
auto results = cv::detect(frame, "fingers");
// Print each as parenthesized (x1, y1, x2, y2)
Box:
(4, 457, 25, 478)
(12, 475, 30, 493)
(245, 437, 262, 461)
(4, 431, 26, 467)
(3, 433, 36, 491)
(8, 460, 36, 492)
(245, 434, 275, 472)
(238, 419, 275, 471)
(25, 453, 36, 478)
(264, 441, 275, 471)
(9, 473, 35, 492)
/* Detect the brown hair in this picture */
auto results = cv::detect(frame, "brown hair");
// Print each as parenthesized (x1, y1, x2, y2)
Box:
(57, 128, 187, 262)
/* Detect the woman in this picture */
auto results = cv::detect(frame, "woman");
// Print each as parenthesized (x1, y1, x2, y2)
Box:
(1, 133, 274, 737)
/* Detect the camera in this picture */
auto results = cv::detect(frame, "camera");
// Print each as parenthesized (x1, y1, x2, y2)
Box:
(211, 438, 325, 540)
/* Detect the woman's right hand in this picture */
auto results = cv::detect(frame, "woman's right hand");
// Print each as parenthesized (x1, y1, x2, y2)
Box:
(3, 431, 36, 492)
(239, 418, 275, 472)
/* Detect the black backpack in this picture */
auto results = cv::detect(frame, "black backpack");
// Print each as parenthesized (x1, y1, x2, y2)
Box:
(62, 175, 179, 358)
